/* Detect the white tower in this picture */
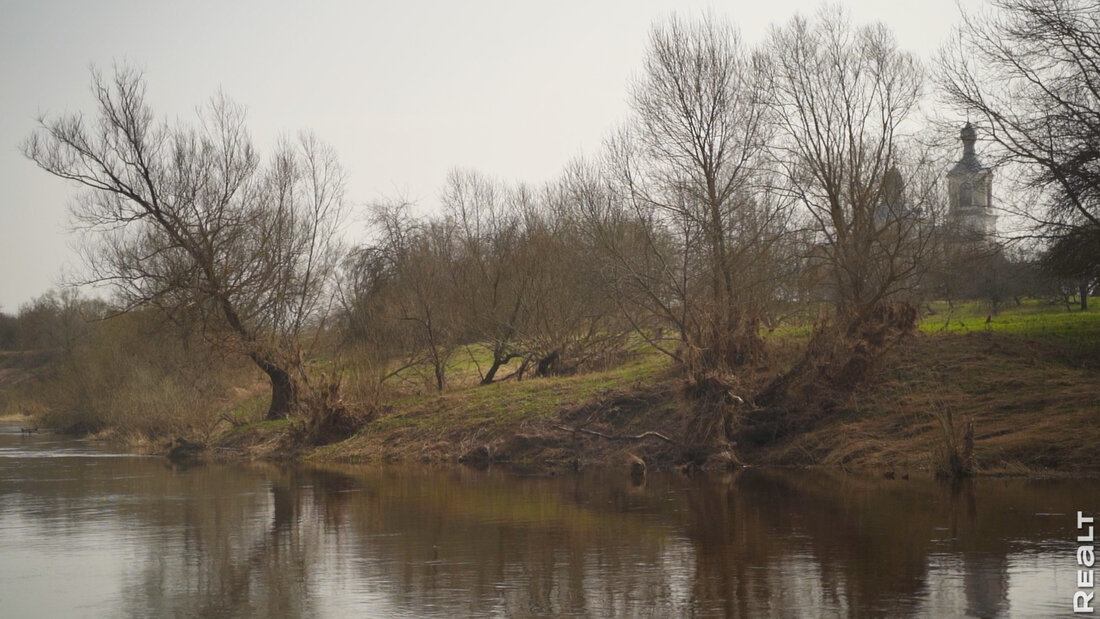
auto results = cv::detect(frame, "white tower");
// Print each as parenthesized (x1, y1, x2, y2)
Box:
(947, 123, 996, 241)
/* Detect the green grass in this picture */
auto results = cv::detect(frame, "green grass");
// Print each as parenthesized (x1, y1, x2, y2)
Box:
(369, 348, 671, 436)
(399, 335, 659, 390)
(920, 300, 1100, 340)
(757, 299, 1100, 341)
(766, 323, 814, 338)
(355, 298, 1098, 442)
(222, 393, 269, 424)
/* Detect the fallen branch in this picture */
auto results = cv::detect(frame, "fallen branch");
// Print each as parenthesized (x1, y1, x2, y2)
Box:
(554, 425, 675, 444)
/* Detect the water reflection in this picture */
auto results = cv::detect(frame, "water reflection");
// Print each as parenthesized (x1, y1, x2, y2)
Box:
(0, 424, 1094, 617)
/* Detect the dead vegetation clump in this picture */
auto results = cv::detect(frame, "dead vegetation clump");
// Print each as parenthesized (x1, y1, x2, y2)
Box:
(664, 326, 765, 468)
(529, 334, 634, 380)
(458, 432, 574, 471)
(678, 321, 767, 381)
(736, 322, 1100, 473)
(758, 302, 919, 415)
(929, 400, 975, 479)
(291, 372, 378, 446)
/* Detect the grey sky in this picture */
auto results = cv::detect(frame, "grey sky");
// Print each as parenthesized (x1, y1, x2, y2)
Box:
(0, 0, 962, 311)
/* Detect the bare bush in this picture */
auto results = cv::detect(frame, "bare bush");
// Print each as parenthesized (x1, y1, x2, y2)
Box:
(293, 372, 374, 446)
(37, 306, 247, 438)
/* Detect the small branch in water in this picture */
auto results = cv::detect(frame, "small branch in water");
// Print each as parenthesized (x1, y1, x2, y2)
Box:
(553, 425, 675, 444)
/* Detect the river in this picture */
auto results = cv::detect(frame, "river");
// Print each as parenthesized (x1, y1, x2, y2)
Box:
(0, 423, 1096, 617)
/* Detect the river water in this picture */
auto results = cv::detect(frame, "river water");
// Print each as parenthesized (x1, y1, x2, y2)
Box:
(0, 423, 1096, 617)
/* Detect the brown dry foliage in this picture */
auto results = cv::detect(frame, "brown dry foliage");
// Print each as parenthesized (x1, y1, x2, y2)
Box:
(293, 373, 377, 446)
(759, 301, 919, 415)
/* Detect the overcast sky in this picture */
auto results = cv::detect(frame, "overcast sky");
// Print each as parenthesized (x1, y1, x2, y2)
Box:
(0, 0, 964, 311)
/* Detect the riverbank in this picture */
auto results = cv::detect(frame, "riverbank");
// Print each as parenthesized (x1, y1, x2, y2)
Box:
(7, 304, 1100, 476)
(205, 305, 1100, 477)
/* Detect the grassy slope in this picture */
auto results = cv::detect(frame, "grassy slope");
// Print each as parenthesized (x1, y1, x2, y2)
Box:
(761, 330, 1100, 472)
(815, 301, 1100, 473)
(3, 301, 1082, 473)
(300, 301, 1100, 475)
(309, 348, 676, 466)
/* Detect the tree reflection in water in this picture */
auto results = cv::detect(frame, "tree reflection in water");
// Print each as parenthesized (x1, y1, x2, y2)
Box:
(0, 432, 1093, 617)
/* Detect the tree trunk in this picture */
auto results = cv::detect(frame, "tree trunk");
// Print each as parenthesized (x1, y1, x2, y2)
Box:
(480, 350, 517, 385)
(434, 364, 445, 392)
(266, 367, 299, 420)
(252, 353, 299, 420)
(481, 359, 503, 385)
(1081, 281, 1090, 311)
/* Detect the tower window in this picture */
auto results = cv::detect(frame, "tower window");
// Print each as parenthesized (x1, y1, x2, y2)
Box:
(959, 180, 973, 207)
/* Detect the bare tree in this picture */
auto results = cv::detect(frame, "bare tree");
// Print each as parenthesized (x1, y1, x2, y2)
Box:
(757, 10, 932, 404)
(762, 9, 928, 322)
(346, 180, 624, 392)
(939, 0, 1100, 299)
(581, 15, 788, 377)
(441, 170, 529, 384)
(338, 229, 430, 394)
(516, 194, 626, 377)
(359, 201, 458, 392)
(23, 67, 347, 419)
(1041, 228, 1098, 309)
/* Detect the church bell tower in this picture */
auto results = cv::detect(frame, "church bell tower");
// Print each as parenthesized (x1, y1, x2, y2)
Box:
(947, 122, 996, 241)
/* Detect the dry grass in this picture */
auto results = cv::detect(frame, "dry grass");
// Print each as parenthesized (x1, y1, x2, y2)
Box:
(753, 330, 1100, 474)
(0, 313, 259, 441)
(302, 302, 1100, 474)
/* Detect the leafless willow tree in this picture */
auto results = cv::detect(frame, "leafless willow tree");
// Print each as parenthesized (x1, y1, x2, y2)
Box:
(757, 10, 933, 403)
(574, 15, 792, 378)
(23, 67, 347, 420)
(441, 170, 531, 384)
(763, 10, 929, 321)
(939, 0, 1100, 302)
(356, 201, 458, 392)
